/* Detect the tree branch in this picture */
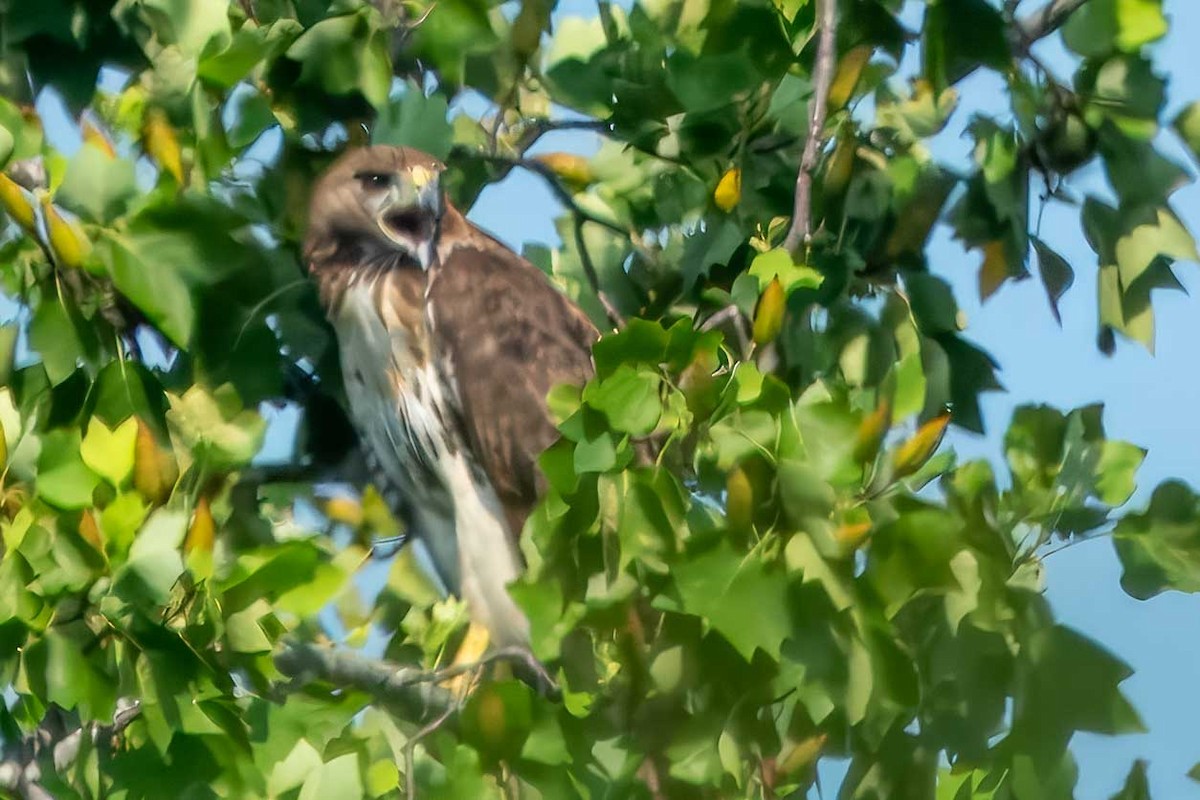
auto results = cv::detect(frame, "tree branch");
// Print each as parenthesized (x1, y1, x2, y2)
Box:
(783, 0, 839, 255)
(1017, 0, 1091, 43)
(274, 641, 458, 721)
(0, 700, 142, 800)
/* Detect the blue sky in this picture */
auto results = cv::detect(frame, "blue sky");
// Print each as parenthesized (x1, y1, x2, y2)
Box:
(11, 0, 1199, 795)
(467, 1, 1200, 795)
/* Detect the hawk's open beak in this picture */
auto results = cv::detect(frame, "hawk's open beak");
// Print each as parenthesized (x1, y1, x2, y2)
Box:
(376, 166, 443, 260)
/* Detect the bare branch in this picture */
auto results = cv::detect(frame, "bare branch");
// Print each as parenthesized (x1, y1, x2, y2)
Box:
(782, 0, 839, 255)
(1017, 0, 1091, 43)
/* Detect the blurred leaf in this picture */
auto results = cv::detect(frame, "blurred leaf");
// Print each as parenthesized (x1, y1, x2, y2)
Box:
(1113, 480, 1200, 599)
(1109, 759, 1150, 800)
(167, 384, 265, 470)
(372, 85, 454, 160)
(37, 429, 101, 509)
(80, 416, 138, 487)
(1064, 0, 1167, 57)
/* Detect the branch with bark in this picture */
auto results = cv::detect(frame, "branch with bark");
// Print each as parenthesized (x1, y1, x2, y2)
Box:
(783, 0, 839, 255)
(0, 699, 141, 800)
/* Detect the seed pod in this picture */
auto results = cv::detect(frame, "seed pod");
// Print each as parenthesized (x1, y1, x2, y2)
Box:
(834, 521, 872, 550)
(533, 152, 594, 190)
(79, 509, 105, 552)
(133, 419, 179, 506)
(725, 465, 754, 532)
(0, 173, 37, 234)
(185, 496, 215, 555)
(752, 277, 786, 346)
(853, 399, 892, 464)
(81, 119, 117, 159)
(142, 108, 185, 184)
(714, 167, 741, 212)
(40, 196, 91, 269)
(893, 412, 951, 479)
(323, 495, 364, 528)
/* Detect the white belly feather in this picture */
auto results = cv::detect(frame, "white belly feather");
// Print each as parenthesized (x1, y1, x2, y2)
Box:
(335, 278, 528, 646)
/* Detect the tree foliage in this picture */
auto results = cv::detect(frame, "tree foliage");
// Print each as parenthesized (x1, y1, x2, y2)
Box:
(0, 0, 1197, 797)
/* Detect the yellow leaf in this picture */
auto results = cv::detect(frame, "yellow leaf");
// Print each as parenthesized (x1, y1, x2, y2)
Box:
(0, 421, 7, 469)
(834, 521, 872, 550)
(714, 167, 741, 212)
(893, 413, 951, 479)
(725, 466, 754, 532)
(361, 484, 401, 538)
(778, 733, 827, 777)
(752, 277, 786, 346)
(81, 119, 117, 159)
(678, 349, 719, 421)
(323, 495, 364, 528)
(978, 240, 1011, 301)
(533, 152, 593, 189)
(0, 173, 37, 234)
(40, 196, 91, 269)
(79, 509, 105, 552)
(853, 399, 892, 464)
(824, 133, 856, 197)
(133, 419, 179, 505)
(142, 108, 184, 184)
(827, 45, 873, 109)
(185, 496, 216, 554)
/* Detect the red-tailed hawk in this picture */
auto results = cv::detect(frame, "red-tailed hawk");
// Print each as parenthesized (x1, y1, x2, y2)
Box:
(304, 145, 598, 650)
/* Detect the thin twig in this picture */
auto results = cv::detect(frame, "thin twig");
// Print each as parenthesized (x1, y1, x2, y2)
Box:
(466, 149, 629, 327)
(573, 215, 625, 329)
(783, 0, 838, 255)
(1016, 0, 1092, 43)
(405, 703, 456, 798)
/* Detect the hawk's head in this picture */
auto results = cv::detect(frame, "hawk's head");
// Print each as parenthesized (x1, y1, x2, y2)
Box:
(304, 146, 446, 270)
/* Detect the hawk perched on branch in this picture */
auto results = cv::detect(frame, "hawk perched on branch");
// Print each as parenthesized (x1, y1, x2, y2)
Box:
(304, 146, 598, 649)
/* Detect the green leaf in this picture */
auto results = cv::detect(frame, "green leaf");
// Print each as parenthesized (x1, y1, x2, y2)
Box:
(1109, 760, 1151, 800)
(1114, 206, 1198, 289)
(1113, 480, 1200, 599)
(670, 540, 791, 661)
(166, 384, 265, 470)
(1063, 0, 1168, 57)
(29, 298, 94, 386)
(94, 231, 195, 348)
(747, 248, 824, 293)
(56, 142, 138, 223)
(298, 753, 364, 800)
(285, 10, 392, 109)
(583, 365, 663, 436)
(80, 417, 138, 488)
(36, 429, 102, 509)
(1032, 237, 1074, 325)
(372, 85, 454, 160)
(1014, 624, 1144, 756)
(1174, 102, 1200, 165)
(922, 0, 1010, 90)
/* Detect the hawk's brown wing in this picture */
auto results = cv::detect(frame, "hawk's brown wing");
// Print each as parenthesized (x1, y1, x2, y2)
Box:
(427, 231, 598, 539)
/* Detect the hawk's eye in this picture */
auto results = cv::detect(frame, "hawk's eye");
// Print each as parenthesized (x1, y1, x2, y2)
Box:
(355, 172, 392, 190)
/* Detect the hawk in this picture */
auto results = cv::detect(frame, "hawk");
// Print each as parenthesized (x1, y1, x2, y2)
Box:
(304, 145, 599, 651)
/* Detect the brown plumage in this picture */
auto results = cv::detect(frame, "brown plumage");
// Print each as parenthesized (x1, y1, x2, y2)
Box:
(304, 145, 598, 647)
